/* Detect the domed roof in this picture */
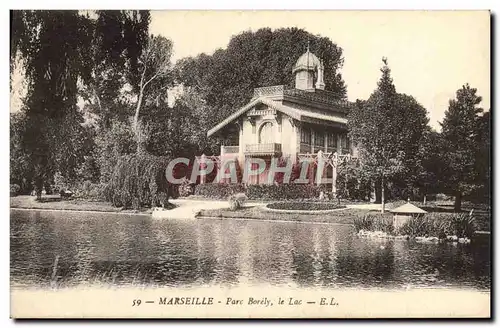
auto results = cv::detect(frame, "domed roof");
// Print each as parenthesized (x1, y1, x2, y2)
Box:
(292, 49, 321, 74)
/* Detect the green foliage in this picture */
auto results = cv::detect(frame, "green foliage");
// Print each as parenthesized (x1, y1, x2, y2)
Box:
(228, 193, 248, 211)
(10, 10, 151, 197)
(10, 113, 33, 193)
(348, 59, 430, 205)
(267, 202, 343, 211)
(448, 212, 476, 238)
(177, 178, 195, 198)
(336, 159, 372, 200)
(440, 84, 487, 210)
(353, 213, 394, 234)
(10, 184, 21, 196)
(72, 180, 107, 201)
(106, 154, 171, 209)
(143, 89, 208, 157)
(194, 184, 246, 199)
(246, 184, 328, 201)
(353, 211, 476, 239)
(79, 10, 151, 129)
(95, 119, 136, 183)
(194, 183, 328, 200)
(396, 214, 436, 237)
(397, 213, 476, 238)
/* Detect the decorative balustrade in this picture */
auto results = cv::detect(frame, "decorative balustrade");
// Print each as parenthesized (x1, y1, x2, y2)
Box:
(300, 143, 312, 153)
(245, 143, 282, 155)
(299, 143, 351, 155)
(253, 85, 285, 98)
(283, 88, 352, 109)
(252, 85, 352, 110)
(221, 145, 239, 154)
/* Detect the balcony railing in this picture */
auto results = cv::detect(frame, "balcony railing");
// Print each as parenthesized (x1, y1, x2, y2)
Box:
(245, 143, 282, 155)
(252, 85, 352, 110)
(283, 88, 352, 109)
(253, 85, 352, 108)
(253, 85, 285, 98)
(299, 143, 351, 155)
(221, 145, 239, 154)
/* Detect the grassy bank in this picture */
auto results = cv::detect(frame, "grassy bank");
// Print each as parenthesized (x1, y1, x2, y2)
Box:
(197, 205, 367, 224)
(10, 196, 154, 214)
(198, 201, 491, 231)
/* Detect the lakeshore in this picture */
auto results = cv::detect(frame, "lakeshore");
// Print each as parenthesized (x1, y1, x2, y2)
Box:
(10, 195, 491, 234)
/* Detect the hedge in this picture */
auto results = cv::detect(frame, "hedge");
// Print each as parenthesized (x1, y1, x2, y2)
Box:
(194, 183, 329, 201)
(194, 183, 246, 199)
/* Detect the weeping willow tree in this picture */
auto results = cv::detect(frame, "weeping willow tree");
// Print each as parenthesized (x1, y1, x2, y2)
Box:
(10, 11, 95, 198)
(106, 154, 171, 209)
(10, 10, 151, 198)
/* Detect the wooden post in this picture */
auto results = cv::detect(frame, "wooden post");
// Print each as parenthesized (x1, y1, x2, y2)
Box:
(331, 153, 337, 196)
(316, 150, 323, 186)
(381, 175, 385, 213)
(200, 154, 206, 185)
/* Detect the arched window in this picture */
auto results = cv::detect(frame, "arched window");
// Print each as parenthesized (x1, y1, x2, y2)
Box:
(259, 122, 274, 144)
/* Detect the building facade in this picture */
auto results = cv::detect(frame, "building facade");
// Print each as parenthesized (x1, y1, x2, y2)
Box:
(206, 48, 355, 189)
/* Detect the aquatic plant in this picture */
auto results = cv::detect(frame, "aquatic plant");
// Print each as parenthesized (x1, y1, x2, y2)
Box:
(397, 214, 432, 237)
(397, 212, 476, 238)
(353, 213, 393, 233)
(353, 215, 373, 232)
(228, 193, 248, 211)
(448, 212, 476, 238)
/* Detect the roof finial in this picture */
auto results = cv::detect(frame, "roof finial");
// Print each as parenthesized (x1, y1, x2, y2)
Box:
(307, 39, 310, 52)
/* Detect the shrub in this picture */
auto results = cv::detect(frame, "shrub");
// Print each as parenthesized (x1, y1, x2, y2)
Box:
(178, 178, 195, 197)
(397, 212, 476, 238)
(267, 202, 343, 211)
(397, 214, 432, 237)
(106, 154, 171, 209)
(228, 193, 248, 211)
(10, 184, 20, 197)
(194, 183, 331, 201)
(353, 213, 394, 234)
(72, 181, 107, 201)
(194, 183, 246, 199)
(246, 184, 328, 200)
(448, 212, 476, 238)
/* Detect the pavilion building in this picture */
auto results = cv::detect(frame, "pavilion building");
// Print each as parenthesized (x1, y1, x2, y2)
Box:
(206, 48, 356, 192)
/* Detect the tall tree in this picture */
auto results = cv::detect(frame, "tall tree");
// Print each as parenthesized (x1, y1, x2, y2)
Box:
(11, 10, 152, 192)
(174, 27, 347, 148)
(440, 84, 484, 211)
(143, 87, 212, 158)
(79, 10, 151, 129)
(348, 58, 428, 212)
(10, 10, 95, 198)
(475, 110, 491, 202)
(410, 128, 445, 204)
(130, 35, 173, 152)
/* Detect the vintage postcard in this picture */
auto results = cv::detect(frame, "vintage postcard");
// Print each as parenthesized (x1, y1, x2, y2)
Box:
(9, 10, 491, 318)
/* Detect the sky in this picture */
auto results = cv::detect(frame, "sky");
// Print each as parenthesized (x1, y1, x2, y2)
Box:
(149, 10, 490, 130)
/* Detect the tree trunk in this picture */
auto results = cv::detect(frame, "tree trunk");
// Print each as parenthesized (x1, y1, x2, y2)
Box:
(381, 176, 385, 213)
(454, 191, 462, 212)
(374, 178, 382, 203)
(423, 194, 427, 206)
(134, 91, 144, 153)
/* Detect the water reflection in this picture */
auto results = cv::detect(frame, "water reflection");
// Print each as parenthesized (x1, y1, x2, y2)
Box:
(10, 210, 490, 290)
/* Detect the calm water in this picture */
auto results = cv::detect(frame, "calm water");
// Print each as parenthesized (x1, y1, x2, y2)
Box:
(10, 210, 490, 290)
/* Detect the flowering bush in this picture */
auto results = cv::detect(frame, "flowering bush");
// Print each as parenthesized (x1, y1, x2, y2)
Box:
(228, 193, 248, 211)
(194, 183, 246, 199)
(10, 184, 21, 196)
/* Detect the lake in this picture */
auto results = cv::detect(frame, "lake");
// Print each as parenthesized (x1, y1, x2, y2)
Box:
(10, 209, 490, 290)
